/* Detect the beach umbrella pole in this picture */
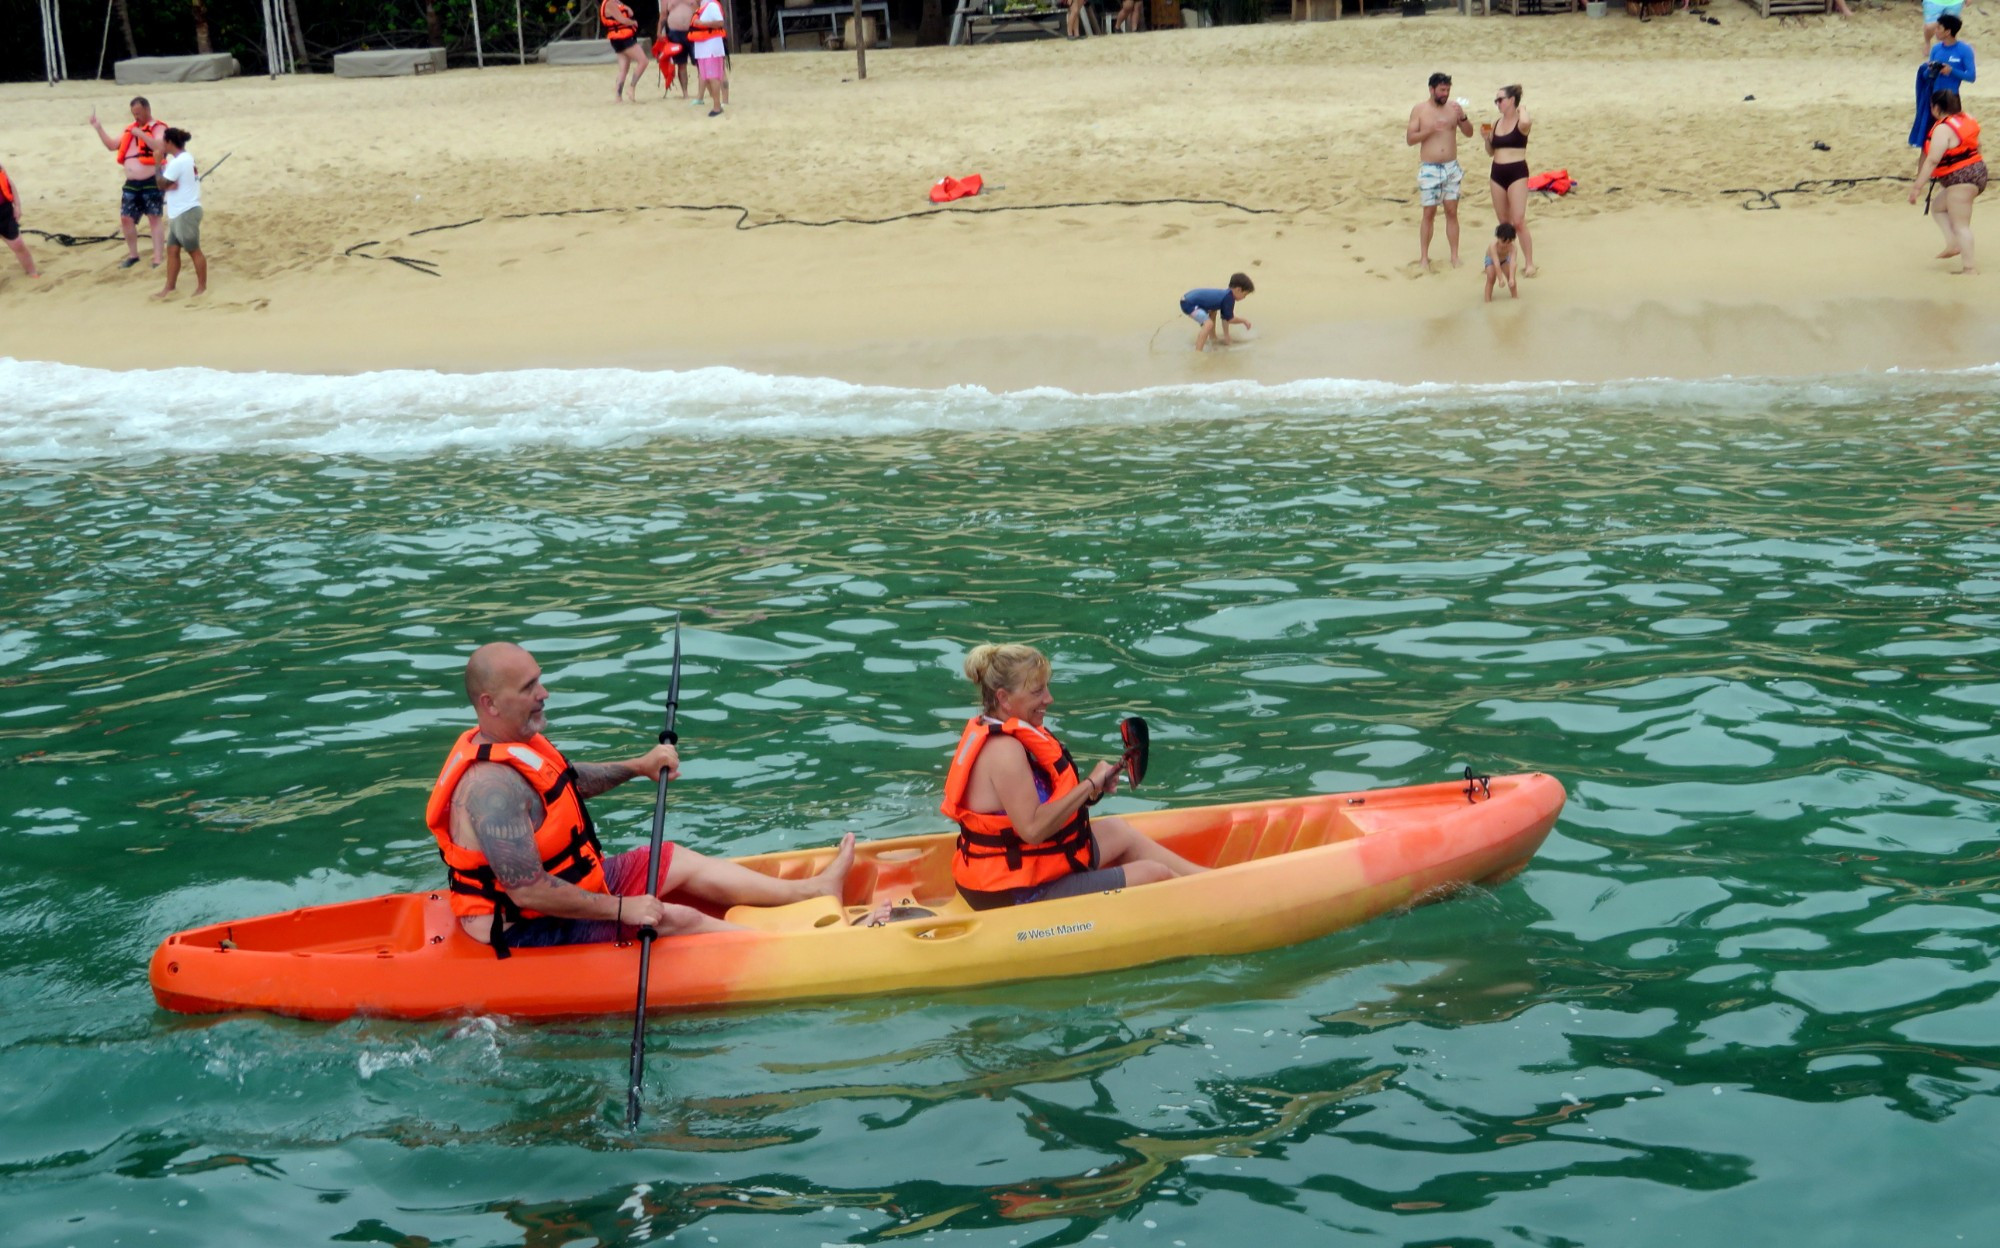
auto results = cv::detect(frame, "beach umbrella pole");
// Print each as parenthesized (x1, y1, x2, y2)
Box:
(853, 0, 865, 78)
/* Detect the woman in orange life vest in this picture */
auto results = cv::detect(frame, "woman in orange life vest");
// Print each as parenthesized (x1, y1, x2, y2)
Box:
(943, 644, 1204, 911)
(602, 0, 650, 103)
(427, 641, 857, 956)
(1911, 87, 1986, 275)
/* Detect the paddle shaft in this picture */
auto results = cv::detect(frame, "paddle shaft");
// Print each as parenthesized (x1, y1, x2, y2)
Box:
(625, 620, 682, 1128)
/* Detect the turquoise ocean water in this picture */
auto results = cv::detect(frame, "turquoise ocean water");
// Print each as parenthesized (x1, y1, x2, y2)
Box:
(3, 358, 1999, 1246)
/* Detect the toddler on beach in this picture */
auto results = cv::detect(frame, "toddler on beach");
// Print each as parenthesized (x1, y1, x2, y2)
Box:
(1180, 274, 1254, 350)
(1482, 224, 1518, 302)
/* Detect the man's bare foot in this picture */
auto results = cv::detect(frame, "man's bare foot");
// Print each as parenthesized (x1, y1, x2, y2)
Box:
(810, 832, 856, 899)
(191, 286, 206, 296)
(150, 288, 173, 300)
(1937, 249, 1962, 259)
(1952, 267, 1979, 275)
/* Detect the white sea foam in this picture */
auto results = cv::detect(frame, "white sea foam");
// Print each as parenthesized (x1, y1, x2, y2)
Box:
(2, 357, 1994, 461)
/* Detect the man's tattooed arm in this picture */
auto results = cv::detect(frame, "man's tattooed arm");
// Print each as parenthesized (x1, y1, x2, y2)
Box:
(456, 765, 549, 891)
(573, 760, 641, 800)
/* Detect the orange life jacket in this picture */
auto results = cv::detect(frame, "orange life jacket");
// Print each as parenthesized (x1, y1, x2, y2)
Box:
(942, 716, 1098, 905)
(602, 0, 637, 39)
(689, 0, 726, 40)
(424, 728, 609, 958)
(929, 174, 984, 203)
(1932, 114, 1983, 181)
(117, 121, 164, 168)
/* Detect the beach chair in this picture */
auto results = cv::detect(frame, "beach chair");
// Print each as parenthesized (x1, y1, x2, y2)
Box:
(950, 0, 1096, 42)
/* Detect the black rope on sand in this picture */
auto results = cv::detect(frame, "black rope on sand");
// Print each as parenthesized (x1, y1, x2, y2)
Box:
(1719, 175, 1905, 211)
(343, 239, 441, 275)
(24, 229, 123, 247)
(346, 196, 1291, 274)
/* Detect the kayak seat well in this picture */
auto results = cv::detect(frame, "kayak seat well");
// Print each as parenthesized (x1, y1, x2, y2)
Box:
(1157, 800, 1363, 869)
(176, 894, 432, 956)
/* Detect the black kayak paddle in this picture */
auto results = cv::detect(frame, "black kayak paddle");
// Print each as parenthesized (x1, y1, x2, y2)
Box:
(625, 618, 683, 1128)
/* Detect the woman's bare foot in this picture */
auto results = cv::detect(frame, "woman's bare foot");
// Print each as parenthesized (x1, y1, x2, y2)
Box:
(851, 899, 896, 927)
(150, 288, 174, 300)
(1952, 267, 1979, 275)
(1938, 248, 1962, 259)
(1523, 265, 1540, 278)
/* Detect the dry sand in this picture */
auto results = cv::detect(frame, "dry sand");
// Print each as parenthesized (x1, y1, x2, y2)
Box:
(1, 9, 1995, 389)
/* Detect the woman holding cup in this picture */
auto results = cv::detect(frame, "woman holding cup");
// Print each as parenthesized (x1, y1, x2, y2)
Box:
(1483, 84, 1537, 277)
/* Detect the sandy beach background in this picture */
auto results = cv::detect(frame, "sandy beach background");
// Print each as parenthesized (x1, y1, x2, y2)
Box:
(1, 9, 1995, 388)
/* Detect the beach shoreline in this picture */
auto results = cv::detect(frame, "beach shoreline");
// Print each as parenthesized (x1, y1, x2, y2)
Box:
(1, 13, 1994, 389)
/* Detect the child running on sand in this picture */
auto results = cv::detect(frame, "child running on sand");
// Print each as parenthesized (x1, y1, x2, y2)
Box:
(1483, 223, 1518, 302)
(1180, 274, 1254, 350)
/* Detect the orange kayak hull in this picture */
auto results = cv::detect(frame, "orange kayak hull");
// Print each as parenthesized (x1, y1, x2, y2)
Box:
(149, 773, 1564, 1020)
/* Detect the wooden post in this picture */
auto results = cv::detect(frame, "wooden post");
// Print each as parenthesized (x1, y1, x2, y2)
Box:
(853, 0, 865, 77)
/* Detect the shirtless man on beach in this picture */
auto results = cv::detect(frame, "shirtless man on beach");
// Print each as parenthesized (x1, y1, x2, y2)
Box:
(661, 0, 697, 100)
(1407, 72, 1474, 272)
(89, 98, 168, 270)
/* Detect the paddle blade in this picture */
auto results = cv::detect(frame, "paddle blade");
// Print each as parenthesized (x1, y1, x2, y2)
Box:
(1118, 716, 1149, 788)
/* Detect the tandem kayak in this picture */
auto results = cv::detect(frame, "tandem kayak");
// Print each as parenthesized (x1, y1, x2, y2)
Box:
(150, 772, 1563, 1021)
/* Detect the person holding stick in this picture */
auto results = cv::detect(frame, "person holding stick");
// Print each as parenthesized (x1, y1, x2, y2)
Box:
(152, 128, 206, 300)
(426, 642, 857, 955)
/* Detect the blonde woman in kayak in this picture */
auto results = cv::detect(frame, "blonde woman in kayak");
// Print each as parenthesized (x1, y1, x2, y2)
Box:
(942, 644, 1203, 910)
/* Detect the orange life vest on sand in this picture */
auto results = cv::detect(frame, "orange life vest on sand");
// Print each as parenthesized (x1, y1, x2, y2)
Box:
(117, 121, 164, 168)
(602, 0, 637, 39)
(929, 174, 984, 204)
(1525, 169, 1575, 195)
(942, 716, 1099, 907)
(690, 0, 726, 40)
(425, 728, 609, 959)
(1931, 114, 1983, 181)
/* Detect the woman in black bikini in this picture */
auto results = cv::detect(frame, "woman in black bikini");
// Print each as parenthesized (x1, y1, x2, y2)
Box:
(1483, 85, 1537, 277)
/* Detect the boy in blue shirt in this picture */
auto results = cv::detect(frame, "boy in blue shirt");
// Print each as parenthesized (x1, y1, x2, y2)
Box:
(1914, 16, 1976, 165)
(1179, 273, 1255, 351)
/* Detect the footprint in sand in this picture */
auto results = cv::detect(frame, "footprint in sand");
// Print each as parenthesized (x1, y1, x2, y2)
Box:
(1156, 224, 1185, 241)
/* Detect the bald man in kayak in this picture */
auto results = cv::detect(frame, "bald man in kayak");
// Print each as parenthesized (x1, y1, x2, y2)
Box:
(427, 642, 856, 956)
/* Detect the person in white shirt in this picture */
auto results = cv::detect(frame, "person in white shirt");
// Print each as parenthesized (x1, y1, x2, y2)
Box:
(690, 0, 728, 117)
(152, 128, 206, 300)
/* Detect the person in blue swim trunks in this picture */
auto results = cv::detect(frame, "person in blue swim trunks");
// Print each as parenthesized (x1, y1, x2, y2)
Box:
(1179, 274, 1254, 351)
(1924, 0, 1966, 57)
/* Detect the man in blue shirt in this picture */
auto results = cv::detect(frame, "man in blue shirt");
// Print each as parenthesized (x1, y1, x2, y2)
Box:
(1914, 16, 1976, 163)
(1179, 274, 1255, 351)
